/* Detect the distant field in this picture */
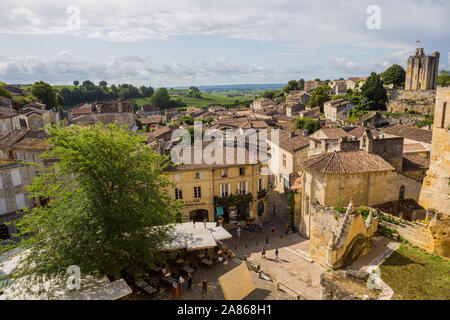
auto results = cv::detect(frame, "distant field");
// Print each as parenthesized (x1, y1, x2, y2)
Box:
(134, 89, 258, 108)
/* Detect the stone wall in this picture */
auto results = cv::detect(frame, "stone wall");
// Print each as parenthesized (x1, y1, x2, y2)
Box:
(387, 89, 435, 114)
(419, 86, 450, 215)
(309, 203, 378, 268)
(320, 270, 379, 300)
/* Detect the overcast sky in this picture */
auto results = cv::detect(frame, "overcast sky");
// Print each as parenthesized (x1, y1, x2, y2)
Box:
(0, 0, 449, 87)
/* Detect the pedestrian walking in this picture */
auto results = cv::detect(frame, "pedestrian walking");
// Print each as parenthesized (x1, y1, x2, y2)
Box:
(271, 224, 275, 237)
(285, 224, 289, 235)
(201, 280, 208, 297)
(261, 245, 266, 259)
(187, 273, 192, 291)
(237, 226, 241, 238)
(275, 248, 279, 260)
(179, 275, 185, 292)
(258, 222, 263, 232)
(223, 257, 229, 271)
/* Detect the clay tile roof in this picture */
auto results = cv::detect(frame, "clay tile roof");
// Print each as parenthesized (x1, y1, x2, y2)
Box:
(274, 130, 310, 153)
(318, 127, 353, 139)
(382, 124, 432, 144)
(142, 104, 158, 112)
(0, 130, 49, 148)
(0, 106, 19, 118)
(348, 126, 380, 138)
(403, 143, 428, 153)
(402, 154, 429, 171)
(298, 150, 394, 174)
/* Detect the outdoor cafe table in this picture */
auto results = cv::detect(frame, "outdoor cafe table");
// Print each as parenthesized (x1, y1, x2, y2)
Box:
(200, 258, 213, 266)
(181, 265, 195, 274)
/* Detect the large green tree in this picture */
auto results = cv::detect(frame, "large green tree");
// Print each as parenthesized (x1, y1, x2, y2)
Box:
(360, 72, 387, 110)
(381, 64, 406, 88)
(151, 87, 171, 109)
(30, 81, 59, 109)
(282, 80, 299, 93)
(0, 86, 12, 99)
(5, 123, 181, 283)
(291, 117, 320, 134)
(309, 85, 331, 111)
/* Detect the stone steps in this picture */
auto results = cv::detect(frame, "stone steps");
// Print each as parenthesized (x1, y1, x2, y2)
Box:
(284, 247, 313, 263)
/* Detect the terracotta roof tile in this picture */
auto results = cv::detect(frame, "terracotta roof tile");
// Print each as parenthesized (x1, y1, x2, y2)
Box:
(298, 150, 394, 174)
(382, 124, 432, 143)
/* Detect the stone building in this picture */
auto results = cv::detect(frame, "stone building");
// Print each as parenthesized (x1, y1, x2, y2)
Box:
(323, 99, 354, 122)
(0, 107, 21, 136)
(0, 159, 36, 240)
(267, 129, 310, 192)
(164, 142, 268, 224)
(19, 105, 61, 130)
(296, 147, 422, 237)
(405, 48, 440, 91)
(419, 86, 450, 215)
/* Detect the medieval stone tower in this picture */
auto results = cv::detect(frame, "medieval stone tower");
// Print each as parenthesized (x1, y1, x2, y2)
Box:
(405, 48, 440, 91)
(419, 86, 449, 215)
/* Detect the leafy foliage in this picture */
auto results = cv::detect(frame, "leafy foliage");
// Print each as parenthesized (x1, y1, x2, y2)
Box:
(291, 117, 320, 134)
(4, 123, 181, 282)
(0, 86, 12, 99)
(381, 64, 406, 88)
(437, 70, 450, 86)
(309, 85, 331, 111)
(360, 72, 387, 110)
(30, 81, 60, 110)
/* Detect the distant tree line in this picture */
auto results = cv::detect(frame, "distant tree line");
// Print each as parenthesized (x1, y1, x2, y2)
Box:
(59, 81, 154, 106)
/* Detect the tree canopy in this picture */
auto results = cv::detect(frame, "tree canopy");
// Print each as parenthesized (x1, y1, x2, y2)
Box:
(30, 81, 59, 110)
(150, 87, 171, 109)
(437, 70, 450, 86)
(0, 86, 12, 99)
(360, 72, 387, 110)
(309, 85, 331, 111)
(4, 123, 181, 283)
(381, 64, 406, 88)
(291, 117, 320, 134)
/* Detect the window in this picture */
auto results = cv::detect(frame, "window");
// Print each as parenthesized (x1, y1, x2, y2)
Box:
(194, 172, 200, 179)
(175, 188, 183, 200)
(174, 174, 180, 182)
(194, 186, 202, 199)
(399, 185, 405, 200)
(33, 153, 38, 163)
(2, 123, 6, 132)
(0, 198, 7, 214)
(239, 167, 245, 176)
(221, 169, 228, 177)
(282, 153, 287, 167)
(15, 193, 26, 210)
(237, 181, 248, 195)
(11, 169, 22, 186)
(220, 183, 231, 197)
(0, 150, 3, 158)
(0, 175, 2, 189)
(0, 224, 9, 240)
(24, 153, 29, 162)
(258, 178, 264, 191)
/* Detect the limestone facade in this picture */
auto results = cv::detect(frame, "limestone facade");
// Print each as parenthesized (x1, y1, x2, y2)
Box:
(419, 86, 450, 215)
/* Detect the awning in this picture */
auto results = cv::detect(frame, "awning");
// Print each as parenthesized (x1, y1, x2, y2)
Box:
(216, 207, 224, 216)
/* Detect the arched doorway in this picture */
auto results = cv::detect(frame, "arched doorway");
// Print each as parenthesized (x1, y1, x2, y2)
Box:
(189, 209, 209, 222)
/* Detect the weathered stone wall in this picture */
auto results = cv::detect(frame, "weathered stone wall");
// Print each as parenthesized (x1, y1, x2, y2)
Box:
(309, 203, 378, 268)
(419, 86, 450, 215)
(320, 270, 379, 300)
(387, 89, 435, 114)
(428, 214, 450, 257)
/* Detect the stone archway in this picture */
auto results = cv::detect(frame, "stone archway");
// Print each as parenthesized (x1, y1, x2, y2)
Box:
(340, 234, 370, 267)
(189, 209, 209, 222)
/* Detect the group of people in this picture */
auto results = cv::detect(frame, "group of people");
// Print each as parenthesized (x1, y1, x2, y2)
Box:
(261, 245, 279, 260)
(171, 272, 193, 299)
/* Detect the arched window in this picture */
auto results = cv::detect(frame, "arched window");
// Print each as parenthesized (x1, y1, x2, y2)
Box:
(399, 185, 405, 200)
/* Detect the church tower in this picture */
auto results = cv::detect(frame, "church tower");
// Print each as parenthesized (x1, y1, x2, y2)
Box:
(405, 48, 440, 91)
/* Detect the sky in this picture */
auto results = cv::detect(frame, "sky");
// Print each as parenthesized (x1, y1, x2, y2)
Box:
(0, 0, 449, 87)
